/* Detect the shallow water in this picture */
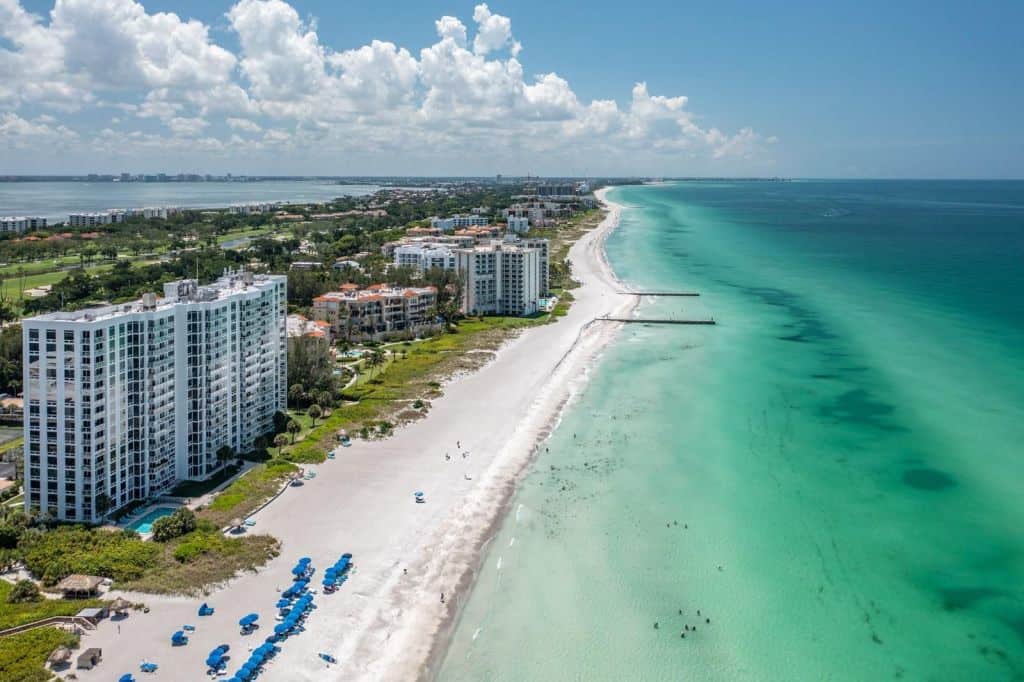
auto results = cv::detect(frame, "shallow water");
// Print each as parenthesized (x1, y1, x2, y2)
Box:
(437, 181, 1024, 681)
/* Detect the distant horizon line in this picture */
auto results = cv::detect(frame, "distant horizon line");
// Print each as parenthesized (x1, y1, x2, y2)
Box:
(1, 175, 1022, 182)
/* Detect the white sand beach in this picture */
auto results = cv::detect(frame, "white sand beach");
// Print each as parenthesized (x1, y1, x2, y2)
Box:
(71, 188, 633, 682)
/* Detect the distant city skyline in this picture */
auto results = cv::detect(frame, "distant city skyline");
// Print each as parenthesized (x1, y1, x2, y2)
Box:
(2, 0, 1022, 178)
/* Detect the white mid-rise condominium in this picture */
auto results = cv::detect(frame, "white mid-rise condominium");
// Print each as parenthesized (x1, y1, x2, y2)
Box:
(393, 243, 458, 273)
(1, 216, 48, 233)
(68, 211, 127, 227)
(456, 242, 542, 317)
(430, 214, 489, 231)
(22, 271, 287, 523)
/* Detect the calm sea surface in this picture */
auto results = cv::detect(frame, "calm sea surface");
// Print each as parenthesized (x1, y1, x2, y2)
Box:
(437, 181, 1024, 681)
(0, 181, 378, 222)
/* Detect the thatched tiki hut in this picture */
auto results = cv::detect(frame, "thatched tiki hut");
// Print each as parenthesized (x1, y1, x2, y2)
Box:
(55, 574, 104, 599)
(109, 597, 132, 616)
(47, 646, 72, 667)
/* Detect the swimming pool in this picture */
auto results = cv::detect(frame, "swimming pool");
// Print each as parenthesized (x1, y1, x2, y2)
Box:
(127, 506, 178, 534)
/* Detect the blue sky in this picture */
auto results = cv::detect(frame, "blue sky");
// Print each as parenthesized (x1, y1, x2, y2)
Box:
(3, 0, 1023, 177)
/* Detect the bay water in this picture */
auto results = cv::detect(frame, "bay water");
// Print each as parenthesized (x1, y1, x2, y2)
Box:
(0, 181, 378, 223)
(437, 181, 1024, 681)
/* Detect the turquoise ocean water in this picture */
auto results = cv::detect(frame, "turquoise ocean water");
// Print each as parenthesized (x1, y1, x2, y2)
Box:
(437, 181, 1024, 681)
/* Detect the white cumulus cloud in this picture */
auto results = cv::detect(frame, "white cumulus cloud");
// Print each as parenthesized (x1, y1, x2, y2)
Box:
(0, 0, 772, 173)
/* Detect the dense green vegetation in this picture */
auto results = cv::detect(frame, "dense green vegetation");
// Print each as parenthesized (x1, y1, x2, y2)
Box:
(18, 525, 161, 584)
(0, 627, 78, 682)
(0, 580, 102, 630)
(0, 324, 21, 395)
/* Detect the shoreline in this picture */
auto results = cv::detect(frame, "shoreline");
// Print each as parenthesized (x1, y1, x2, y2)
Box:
(415, 187, 630, 679)
(68, 188, 635, 682)
(329, 187, 634, 681)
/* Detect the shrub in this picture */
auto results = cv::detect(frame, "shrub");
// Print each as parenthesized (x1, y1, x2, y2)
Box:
(6, 579, 41, 603)
(18, 526, 160, 585)
(151, 508, 198, 543)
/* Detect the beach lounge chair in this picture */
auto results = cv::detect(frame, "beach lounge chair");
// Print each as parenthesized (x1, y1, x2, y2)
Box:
(119, 675, 135, 682)
(140, 662, 158, 673)
(171, 630, 188, 646)
(182, 624, 196, 632)
(198, 603, 215, 616)
(319, 653, 337, 664)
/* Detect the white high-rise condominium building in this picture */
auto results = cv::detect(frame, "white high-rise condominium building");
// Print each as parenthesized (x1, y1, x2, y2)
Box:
(456, 243, 541, 317)
(22, 271, 287, 522)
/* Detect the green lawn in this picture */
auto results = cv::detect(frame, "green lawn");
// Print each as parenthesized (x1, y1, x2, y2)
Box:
(0, 627, 78, 682)
(168, 463, 242, 498)
(0, 581, 103, 631)
(199, 459, 298, 528)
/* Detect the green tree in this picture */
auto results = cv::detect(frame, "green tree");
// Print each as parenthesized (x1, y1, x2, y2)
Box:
(94, 493, 111, 519)
(307, 404, 322, 427)
(6, 579, 41, 603)
(286, 419, 301, 444)
(151, 508, 197, 543)
(273, 433, 289, 456)
(216, 445, 235, 469)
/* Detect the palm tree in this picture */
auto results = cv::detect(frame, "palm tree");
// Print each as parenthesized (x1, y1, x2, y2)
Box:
(367, 349, 385, 377)
(216, 445, 235, 469)
(287, 419, 301, 444)
(273, 433, 289, 456)
(308, 404, 322, 427)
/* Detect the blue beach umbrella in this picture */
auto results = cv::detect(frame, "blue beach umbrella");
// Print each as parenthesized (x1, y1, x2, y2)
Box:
(119, 675, 135, 682)
(239, 613, 259, 626)
(205, 654, 222, 668)
(275, 598, 290, 608)
(274, 623, 288, 634)
(298, 557, 311, 564)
